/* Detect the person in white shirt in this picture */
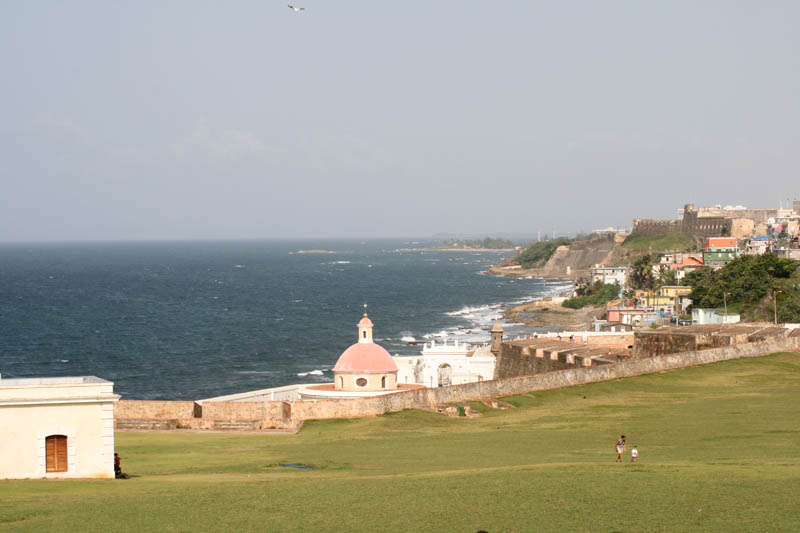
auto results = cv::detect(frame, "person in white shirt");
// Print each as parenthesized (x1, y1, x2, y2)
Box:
(631, 446, 639, 462)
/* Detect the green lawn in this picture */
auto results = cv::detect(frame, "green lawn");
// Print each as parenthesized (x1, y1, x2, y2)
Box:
(623, 232, 694, 252)
(2, 353, 800, 532)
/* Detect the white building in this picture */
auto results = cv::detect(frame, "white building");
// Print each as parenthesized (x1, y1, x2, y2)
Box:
(691, 308, 741, 325)
(0, 375, 119, 479)
(590, 265, 627, 286)
(394, 340, 496, 388)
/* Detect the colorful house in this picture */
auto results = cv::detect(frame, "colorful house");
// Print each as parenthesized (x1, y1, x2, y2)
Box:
(704, 237, 740, 267)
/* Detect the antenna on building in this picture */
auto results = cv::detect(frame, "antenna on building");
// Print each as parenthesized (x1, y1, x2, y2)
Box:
(363, 302, 368, 316)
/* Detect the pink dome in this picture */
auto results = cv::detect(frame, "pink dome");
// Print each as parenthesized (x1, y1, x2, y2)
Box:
(333, 342, 398, 373)
(357, 315, 373, 327)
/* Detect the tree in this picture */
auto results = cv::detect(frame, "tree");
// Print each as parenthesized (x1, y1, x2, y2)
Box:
(627, 255, 656, 291)
(657, 264, 678, 287)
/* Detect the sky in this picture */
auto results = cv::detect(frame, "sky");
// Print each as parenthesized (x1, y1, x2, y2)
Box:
(1, 1, 799, 242)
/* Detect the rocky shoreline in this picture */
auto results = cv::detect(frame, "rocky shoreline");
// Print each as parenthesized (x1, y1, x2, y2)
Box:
(502, 298, 601, 330)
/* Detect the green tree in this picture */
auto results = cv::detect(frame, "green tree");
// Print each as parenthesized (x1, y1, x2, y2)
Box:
(627, 255, 656, 290)
(513, 238, 572, 269)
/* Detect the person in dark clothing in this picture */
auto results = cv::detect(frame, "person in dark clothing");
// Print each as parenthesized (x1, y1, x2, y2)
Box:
(114, 452, 121, 478)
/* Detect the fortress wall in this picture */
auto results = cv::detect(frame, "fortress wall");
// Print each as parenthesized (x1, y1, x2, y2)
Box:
(114, 337, 800, 428)
(286, 336, 800, 424)
(114, 400, 195, 420)
(632, 219, 682, 236)
(730, 218, 755, 239)
(494, 343, 574, 378)
(632, 332, 697, 357)
(582, 333, 633, 348)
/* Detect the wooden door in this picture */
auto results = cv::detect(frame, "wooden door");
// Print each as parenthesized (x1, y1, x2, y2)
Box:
(45, 435, 68, 472)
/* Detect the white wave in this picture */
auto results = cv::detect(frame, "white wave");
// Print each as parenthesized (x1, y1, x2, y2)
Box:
(445, 303, 501, 317)
(400, 336, 416, 343)
(234, 264, 245, 268)
(297, 369, 325, 377)
(59, 359, 69, 363)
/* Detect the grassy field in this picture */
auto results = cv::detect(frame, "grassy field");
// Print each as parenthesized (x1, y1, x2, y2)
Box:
(622, 232, 694, 252)
(2, 353, 800, 532)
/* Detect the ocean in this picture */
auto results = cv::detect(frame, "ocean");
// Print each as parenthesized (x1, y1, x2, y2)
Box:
(0, 240, 572, 400)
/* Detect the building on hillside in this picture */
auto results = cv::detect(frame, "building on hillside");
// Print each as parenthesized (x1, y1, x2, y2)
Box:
(666, 253, 704, 281)
(744, 236, 771, 256)
(606, 306, 665, 326)
(691, 308, 741, 325)
(393, 340, 495, 388)
(774, 248, 800, 260)
(658, 286, 692, 298)
(593, 321, 634, 332)
(703, 236, 740, 267)
(590, 265, 627, 286)
(656, 286, 692, 315)
(0, 375, 119, 479)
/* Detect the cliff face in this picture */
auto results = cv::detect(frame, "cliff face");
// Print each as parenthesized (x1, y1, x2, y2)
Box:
(487, 236, 626, 279)
(536, 238, 619, 277)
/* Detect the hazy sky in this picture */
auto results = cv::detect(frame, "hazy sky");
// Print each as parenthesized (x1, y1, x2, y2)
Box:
(2, 1, 799, 241)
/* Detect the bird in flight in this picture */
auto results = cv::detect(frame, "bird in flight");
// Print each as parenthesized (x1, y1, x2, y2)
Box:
(288, 5, 305, 11)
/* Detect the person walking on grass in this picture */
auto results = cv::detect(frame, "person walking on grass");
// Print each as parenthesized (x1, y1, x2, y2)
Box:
(615, 435, 626, 463)
(631, 445, 639, 462)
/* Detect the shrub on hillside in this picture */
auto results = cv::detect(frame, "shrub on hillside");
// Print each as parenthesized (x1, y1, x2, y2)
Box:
(514, 238, 571, 269)
(562, 282, 621, 309)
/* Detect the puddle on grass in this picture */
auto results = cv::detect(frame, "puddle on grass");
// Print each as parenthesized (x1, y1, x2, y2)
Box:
(279, 464, 315, 469)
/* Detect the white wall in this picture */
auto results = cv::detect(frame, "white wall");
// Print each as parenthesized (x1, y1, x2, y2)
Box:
(0, 401, 115, 479)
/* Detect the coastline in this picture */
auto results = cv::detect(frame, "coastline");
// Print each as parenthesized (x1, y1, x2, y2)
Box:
(396, 247, 518, 253)
(485, 263, 583, 280)
(502, 298, 600, 330)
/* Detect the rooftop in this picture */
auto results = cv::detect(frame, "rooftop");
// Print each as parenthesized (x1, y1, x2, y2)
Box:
(0, 375, 110, 387)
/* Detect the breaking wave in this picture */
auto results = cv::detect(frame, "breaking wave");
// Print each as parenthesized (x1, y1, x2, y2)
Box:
(297, 369, 325, 377)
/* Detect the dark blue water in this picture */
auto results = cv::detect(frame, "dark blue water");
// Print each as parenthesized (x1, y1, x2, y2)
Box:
(0, 240, 570, 400)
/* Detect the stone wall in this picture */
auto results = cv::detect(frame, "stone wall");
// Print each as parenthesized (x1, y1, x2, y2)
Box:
(114, 337, 800, 430)
(632, 218, 682, 236)
(285, 335, 800, 424)
(201, 401, 289, 422)
(633, 331, 697, 357)
(681, 210, 731, 238)
(115, 400, 196, 420)
(494, 342, 575, 378)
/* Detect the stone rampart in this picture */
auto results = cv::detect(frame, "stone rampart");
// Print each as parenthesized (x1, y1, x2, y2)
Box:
(632, 218, 682, 236)
(114, 337, 800, 429)
(633, 331, 698, 357)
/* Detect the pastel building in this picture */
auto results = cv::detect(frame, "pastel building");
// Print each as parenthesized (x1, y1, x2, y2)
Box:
(590, 265, 627, 286)
(297, 313, 422, 400)
(0, 375, 119, 479)
(332, 313, 398, 392)
(704, 237, 740, 267)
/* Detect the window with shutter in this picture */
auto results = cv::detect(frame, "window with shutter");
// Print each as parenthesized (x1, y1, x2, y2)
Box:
(45, 435, 68, 473)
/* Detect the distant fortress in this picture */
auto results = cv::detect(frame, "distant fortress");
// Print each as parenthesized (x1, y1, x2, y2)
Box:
(633, 200, 800, 239)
